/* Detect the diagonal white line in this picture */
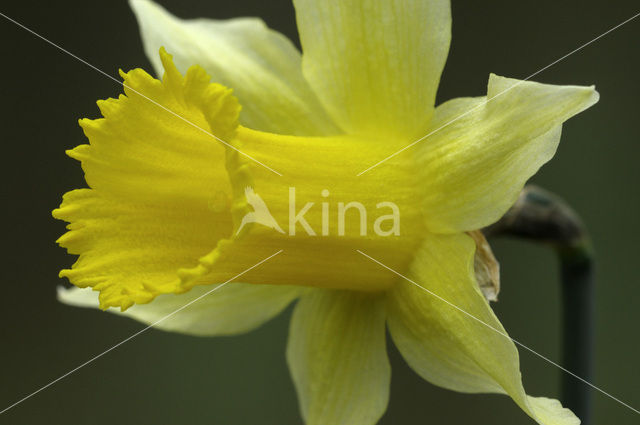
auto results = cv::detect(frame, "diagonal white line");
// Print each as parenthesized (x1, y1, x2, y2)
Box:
(0, 11, 283, 177)
(357, 11, 640, 176)
(0, 250, 283, 416)
(356, 249, 640, 415)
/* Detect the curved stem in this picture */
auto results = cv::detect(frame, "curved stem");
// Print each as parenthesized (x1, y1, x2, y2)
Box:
(485, 185, 594, 425)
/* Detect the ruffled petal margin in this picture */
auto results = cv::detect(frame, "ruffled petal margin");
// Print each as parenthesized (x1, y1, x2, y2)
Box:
(53, 49, 241, 310)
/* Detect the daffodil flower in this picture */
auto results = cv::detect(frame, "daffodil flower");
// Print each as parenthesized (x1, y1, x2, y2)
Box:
(55, 0, 599, 424)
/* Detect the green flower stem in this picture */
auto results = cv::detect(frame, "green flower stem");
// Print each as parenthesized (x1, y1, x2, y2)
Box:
(485, 185, 594, 425)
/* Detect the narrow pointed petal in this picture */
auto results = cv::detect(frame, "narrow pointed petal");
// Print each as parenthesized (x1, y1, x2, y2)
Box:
(293, 0, 451, 137)
(287, 290, 390, 425)
(130, 0, 338, 136)
(387, 232, 579, 425)
(58, 284, 303, 336)
(417, 74, 599, 233)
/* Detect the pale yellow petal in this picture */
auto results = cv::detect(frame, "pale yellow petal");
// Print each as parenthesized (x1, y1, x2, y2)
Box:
(58, 284, 303, 336)
(387, 232, 579, 424)
(130, 0, 338, 136)
(287, 289, 390, 425)
(293, 0, 451, 137)
(417, 74, 599, 233)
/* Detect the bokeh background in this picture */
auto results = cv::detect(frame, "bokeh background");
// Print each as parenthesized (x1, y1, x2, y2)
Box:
(0, 0, 638, 424)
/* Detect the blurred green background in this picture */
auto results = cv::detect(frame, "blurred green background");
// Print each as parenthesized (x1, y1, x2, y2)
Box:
(0, 0, 638, 424)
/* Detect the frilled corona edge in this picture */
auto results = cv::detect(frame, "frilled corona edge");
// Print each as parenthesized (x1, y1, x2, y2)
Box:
(53, 49, 251, 310)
